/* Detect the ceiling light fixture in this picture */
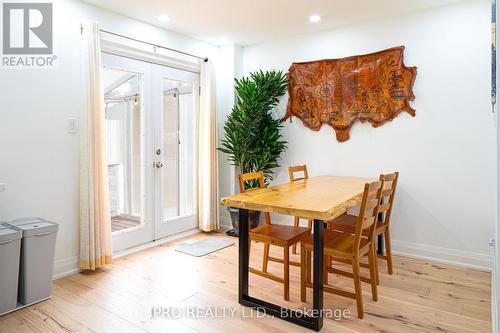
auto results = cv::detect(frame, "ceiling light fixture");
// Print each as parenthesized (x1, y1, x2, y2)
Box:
(158, 14, 170, 22)
(309, 15, 321, 23)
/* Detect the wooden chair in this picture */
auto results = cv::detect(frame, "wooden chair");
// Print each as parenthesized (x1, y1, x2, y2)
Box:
(240, 171, 311, 301)
(288, 165, 313, 254)
(238, 171, 271, 225)
(300, 180, 384, 319)
(332, 172, 399, 275)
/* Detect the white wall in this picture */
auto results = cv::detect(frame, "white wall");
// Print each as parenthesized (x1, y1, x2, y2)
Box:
(0, 0, 494, 277)
(242, 0, 496, 270)
(0, 0, 218, 277)
(216, 45, 243, 227)
(495, 1, 500, 329)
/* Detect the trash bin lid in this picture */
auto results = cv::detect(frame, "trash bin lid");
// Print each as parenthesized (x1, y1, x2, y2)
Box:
(6, 218, 59, 237)
(0, 224, 22, 243)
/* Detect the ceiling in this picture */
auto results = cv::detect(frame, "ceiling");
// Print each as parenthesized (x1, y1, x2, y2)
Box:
(84, 0, 467, 46)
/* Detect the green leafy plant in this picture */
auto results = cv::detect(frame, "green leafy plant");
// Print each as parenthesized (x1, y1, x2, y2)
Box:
(218, 70, 288, 187)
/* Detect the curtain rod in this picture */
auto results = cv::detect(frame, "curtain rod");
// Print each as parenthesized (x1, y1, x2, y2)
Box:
(95, 28, 208, 62)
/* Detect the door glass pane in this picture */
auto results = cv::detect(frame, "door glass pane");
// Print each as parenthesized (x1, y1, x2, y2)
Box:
(103, 67, 144, 233)
(162, 78, 195, 220)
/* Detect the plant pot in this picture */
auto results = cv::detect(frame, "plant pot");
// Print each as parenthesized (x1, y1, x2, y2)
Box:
(227, 207, 261, 236)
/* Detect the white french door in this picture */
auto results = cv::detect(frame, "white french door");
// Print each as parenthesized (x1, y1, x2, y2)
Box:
(102, 53, 153, 252)
(102, 53, 199, 252)
(152, 64, 199, 239)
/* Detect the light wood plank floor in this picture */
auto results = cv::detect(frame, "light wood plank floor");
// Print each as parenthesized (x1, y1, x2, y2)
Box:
(0, 232, 491, 333)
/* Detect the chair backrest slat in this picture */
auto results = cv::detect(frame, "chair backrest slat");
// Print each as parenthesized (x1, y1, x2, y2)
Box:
(365, 198, 379, 210)
(381, 188, 394, 197)
(379, 172, 399, 228)
(288, 165, 309, 182)
(239, 171, 265, 193)
(353, 180, 384, 255)
(378, 203, 391, 213)
(239, 171, 271, 225)
(382, 173, 398, 182)
(361, 216, 377, 230)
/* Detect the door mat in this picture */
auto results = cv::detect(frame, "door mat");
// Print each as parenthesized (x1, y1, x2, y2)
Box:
(175, 238, 234, 257)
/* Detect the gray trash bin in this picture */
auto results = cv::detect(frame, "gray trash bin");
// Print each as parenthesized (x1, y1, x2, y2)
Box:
(0, 224, 22, 315)
(6, 218, 58, 305)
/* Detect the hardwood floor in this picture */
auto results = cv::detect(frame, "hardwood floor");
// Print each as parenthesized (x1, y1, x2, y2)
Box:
(0, 232, 491, 333)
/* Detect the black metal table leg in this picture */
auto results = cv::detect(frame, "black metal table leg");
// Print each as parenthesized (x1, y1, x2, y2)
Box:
(377, 234, 384, 254)
(238, 209, 249, 300)
(312, 219, 324, 331)
(238, 208, 324, 331)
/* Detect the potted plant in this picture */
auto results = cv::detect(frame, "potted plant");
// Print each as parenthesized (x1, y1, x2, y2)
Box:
(218, 70, 288, 235)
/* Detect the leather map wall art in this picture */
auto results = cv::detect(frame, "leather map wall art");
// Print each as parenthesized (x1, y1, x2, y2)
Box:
(282, 46, 417, 142)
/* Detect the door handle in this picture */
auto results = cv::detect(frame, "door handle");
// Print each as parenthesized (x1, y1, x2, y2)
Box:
(155, 161, 164, 168)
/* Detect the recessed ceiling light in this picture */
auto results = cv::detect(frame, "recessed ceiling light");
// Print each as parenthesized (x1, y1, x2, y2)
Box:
(158, 14, 170, 22)
(309, 15, 321, 23)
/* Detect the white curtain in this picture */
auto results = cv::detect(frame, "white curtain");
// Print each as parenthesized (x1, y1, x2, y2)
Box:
(80, 20, 113, 270)
(198, 59, 219, 232)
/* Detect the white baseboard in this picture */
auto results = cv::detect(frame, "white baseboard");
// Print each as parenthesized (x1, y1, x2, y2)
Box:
(53, 256, 80, 280)
(247, 214, 494, 272)
(52, 228, 202, 280)
(53, 224, 493, 282)
(392, 239, 493, 272)
(113, 228, 200, 260)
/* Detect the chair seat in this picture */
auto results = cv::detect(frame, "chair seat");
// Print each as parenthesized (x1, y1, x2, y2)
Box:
(250, 224, 310, 246)
(330, 214, 386, 236)
(302, 230, 372, 258)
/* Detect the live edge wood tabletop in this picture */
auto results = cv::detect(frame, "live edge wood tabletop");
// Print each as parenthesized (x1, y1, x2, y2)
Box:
(220, 176, 373, 221)
(220, 175, 374, 331)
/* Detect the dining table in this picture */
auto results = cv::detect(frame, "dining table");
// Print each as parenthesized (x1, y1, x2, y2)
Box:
(220, 175, 376, 331)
